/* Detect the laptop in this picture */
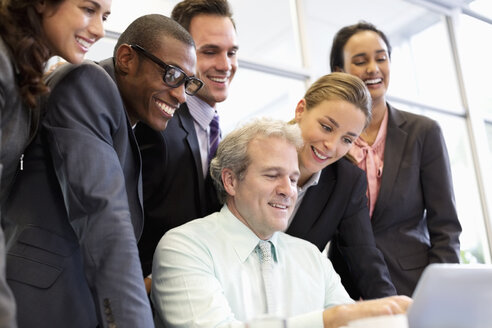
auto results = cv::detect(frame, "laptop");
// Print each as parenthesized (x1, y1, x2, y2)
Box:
(407, 263, 492, 328)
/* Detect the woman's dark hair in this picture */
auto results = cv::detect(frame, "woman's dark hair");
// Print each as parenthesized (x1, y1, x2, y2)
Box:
(330, 21, 392, 73)
(0, 0, 64, 107)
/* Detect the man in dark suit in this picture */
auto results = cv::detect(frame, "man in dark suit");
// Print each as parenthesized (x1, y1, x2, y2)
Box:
(135, 0, 239, 289)
(3, 14, 202, 327)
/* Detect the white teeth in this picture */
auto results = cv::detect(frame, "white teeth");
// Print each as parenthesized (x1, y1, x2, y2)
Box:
(312, 147, 328, 160)
(75, 37, 91, 49)
(209, 77, 227, 83)
(270, 203, 287, 209)
(365, 78, 382, 85)
(155, 99, 176, 116)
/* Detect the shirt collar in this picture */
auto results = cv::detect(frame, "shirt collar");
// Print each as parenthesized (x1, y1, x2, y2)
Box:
(298, 170, 321, 194)
(220, 205, 280, 263)
(187, 96, 216, 130)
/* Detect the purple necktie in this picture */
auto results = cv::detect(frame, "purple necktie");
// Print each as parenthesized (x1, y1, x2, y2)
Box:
(208, 113, 220, 164)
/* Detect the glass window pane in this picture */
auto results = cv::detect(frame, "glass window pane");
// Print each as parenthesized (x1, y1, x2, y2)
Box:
(103, 0, 176, 33)
(457, 14, 492, 121)
(469, 0, 492, 20)
(392, 101, 489, 263)
(389, 18, 463, 113)
(487, 122, 492, 155)
(230, 0, 303, 69)
(220, 68, 305, 136)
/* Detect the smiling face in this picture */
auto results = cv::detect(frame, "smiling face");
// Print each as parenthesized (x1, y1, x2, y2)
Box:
(295, 99, 366, 185)
(38, 0, 111, 64)
(118, 36, 197, 131)
(189, 14, 238, 108)
(340, 30, 390, 106)
(225, 136, 299, 240)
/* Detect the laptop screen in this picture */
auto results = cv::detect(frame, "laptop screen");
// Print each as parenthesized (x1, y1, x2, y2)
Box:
(407, 263, 492, 328)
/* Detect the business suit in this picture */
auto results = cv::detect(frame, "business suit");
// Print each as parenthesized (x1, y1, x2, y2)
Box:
(135, 103, 220, 277)
(0, 36, 36, 328)
(286, 157, 396, 300)
(3, 59, 153, 327)
(331, 104, 461, 297)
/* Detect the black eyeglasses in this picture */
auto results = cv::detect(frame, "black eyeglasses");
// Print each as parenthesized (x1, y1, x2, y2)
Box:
(130, 44, 203, 96)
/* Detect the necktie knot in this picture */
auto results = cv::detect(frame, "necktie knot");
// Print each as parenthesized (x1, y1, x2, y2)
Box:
(258, 240, 273, 264)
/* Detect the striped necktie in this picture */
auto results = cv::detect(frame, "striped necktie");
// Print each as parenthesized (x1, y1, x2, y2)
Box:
(208, 112, 220, 164)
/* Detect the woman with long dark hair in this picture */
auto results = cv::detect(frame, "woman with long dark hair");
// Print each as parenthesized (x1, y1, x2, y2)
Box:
(0, 0, 110, 325)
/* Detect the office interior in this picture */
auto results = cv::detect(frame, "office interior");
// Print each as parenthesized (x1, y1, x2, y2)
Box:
(80, 0, 492, 264)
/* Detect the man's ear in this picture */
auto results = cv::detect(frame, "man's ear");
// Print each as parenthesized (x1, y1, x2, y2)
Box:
(294, 98, 306, 122)
(115, 44, 136, 75)
(222, 168, 237, 197)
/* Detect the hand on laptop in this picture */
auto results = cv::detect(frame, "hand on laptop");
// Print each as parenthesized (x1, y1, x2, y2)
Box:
(322, 295, 413, 328)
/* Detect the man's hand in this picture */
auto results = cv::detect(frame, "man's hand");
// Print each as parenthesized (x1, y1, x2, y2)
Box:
(323, 295, 412, 328)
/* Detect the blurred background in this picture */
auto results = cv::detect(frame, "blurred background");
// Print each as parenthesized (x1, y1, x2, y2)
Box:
(78, 0, 492, 265)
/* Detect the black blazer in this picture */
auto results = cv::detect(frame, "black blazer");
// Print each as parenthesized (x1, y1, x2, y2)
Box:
(331, 104, 462, 296)
(135, 103, 220, 277)
(3, 59, 153, 327)
(286, 157, 396, 299)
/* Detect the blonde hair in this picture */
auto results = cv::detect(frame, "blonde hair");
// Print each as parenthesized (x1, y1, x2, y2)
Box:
(303, 72, 372, 127)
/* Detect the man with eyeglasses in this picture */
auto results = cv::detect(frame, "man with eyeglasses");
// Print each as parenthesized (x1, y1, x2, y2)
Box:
(134, 0, 239, 293)
(2, 14, 200, 328)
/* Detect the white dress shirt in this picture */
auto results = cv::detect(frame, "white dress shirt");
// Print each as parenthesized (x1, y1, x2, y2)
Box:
(151, 205, 354, 328)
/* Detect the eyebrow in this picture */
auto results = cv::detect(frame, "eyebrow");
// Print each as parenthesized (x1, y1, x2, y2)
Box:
(262, 167, 300, 178)
(85, 0, 111, 15)
(326, 116, 359, 137)
(352, 49, 387, 59)
(198, 44, 239, 51)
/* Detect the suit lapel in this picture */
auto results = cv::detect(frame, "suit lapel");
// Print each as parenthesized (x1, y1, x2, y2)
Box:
(372, 104, 407, 220)
(177, 104, 207, 211)
(287, 166, 336, 238)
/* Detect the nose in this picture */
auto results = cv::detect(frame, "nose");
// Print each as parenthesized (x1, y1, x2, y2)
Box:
(366, 59, 379, 74)
(89, 16, 105, 40)
(215, 52, 232, 72)
(323, 138, 337, 154)
(169, 84, 187, 105)
(276, 176, 297, 198)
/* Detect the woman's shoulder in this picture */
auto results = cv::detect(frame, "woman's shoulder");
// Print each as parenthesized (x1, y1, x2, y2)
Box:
(389, 104, 439, 131)
(322, 157, 365, 179)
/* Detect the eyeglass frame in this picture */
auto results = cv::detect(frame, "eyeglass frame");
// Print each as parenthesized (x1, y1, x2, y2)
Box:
(129, 44, 204, 96)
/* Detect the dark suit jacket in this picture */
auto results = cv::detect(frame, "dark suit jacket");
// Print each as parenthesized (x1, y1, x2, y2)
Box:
(134, 103, 220, 277)
(286, 157, 396, 299)
(331, 104, 462, 297)
(3, 59, 153, 327)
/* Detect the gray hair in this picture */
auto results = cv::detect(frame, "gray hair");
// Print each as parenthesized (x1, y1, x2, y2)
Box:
(210, 117, 303, 204)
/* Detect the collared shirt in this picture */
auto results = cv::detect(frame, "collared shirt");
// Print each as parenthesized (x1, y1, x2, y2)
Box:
(288, 170, 321, 227)
(348, 109, 388, 217)
(151, 205, 353, 328)
(187, 96, 218, 177)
